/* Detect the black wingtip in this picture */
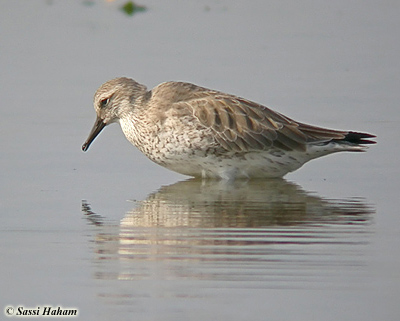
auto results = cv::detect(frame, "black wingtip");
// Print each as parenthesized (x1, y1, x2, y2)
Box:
(344, 131, 376, 145)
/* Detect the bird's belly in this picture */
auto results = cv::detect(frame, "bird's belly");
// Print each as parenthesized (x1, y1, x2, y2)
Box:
(155, 150, 308, 179)
(120, 121, 311, 179)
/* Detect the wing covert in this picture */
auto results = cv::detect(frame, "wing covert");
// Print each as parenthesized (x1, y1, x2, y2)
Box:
(177, 94, 310, 152)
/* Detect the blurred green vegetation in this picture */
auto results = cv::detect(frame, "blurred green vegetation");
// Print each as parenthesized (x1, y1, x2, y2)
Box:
(121, 1, 147, 16)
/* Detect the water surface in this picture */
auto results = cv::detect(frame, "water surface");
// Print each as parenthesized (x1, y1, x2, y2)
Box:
(1, 1, 399, 320)
(80, 179, 375, 319)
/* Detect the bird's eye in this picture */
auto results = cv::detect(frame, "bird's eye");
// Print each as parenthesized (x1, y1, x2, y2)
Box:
(100, 98, 109, 108)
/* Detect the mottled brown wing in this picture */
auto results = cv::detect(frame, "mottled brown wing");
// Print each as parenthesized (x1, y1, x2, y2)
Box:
(176, 93, 349, 152)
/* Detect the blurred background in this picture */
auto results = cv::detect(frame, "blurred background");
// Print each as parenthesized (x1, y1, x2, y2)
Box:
(0, 1, 399, 320)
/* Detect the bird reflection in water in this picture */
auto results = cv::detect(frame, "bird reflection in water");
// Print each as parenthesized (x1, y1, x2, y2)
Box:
(82, 179, 374, 289)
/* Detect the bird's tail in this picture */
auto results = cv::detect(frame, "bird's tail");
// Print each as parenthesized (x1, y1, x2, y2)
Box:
(340, 131, 376, 145)
(323, 131, 376, 153)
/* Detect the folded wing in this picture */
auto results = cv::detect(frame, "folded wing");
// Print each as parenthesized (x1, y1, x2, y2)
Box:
(174, 92, 375, 152)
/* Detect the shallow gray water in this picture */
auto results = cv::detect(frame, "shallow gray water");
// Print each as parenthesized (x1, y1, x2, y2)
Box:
(86, 179, 374, 290)
(1, 1, 399, 320)
(81, 179, 375, 320)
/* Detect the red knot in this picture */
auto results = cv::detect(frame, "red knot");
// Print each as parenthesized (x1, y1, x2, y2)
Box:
(82, 77, 376, 179)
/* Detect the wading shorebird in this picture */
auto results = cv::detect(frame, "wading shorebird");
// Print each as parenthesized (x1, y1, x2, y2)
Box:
(82, 78, 375, 179)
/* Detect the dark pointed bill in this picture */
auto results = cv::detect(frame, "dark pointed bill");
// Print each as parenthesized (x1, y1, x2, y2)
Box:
(82, 117, 106, 152)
